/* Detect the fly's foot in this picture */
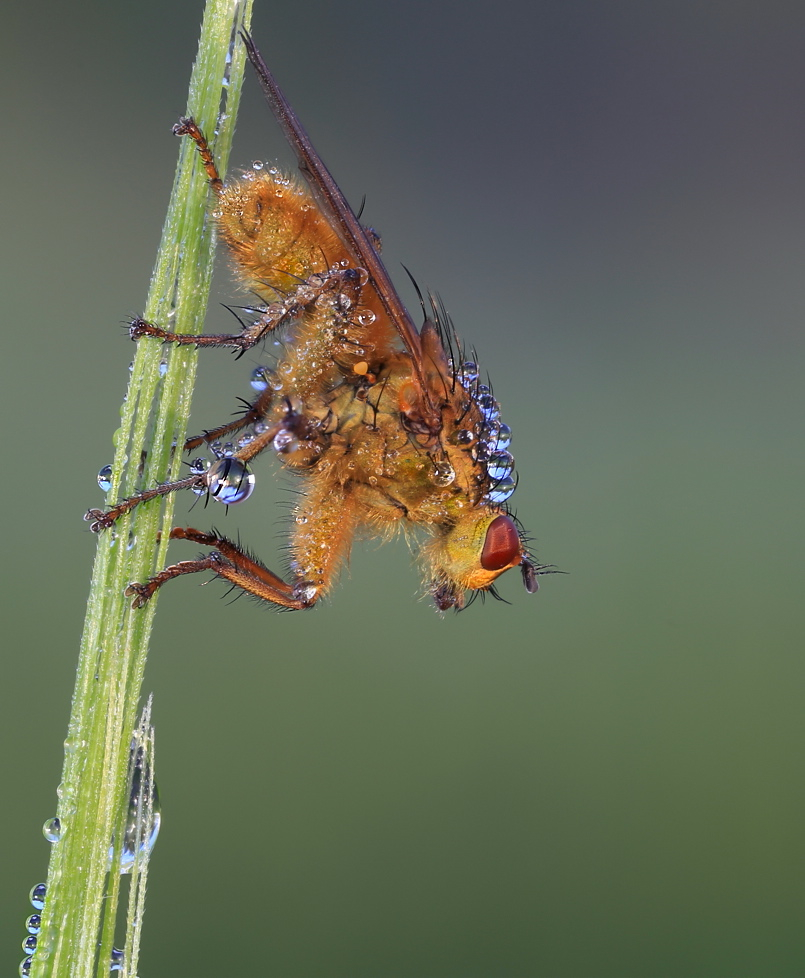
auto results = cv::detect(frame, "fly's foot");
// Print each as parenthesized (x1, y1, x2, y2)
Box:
(129, 318, 167, 342)
(125, 582, 155, 609)
(85, 508, 115, 532)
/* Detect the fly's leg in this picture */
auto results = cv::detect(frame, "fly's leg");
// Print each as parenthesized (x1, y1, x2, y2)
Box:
(173, 117, 223, 191)
(124, 472, 359, 610)
(128, 266, 364, 354)
(86, 414, 285, 531)
(125, 528, 312, 610)
(183, 385, 274, 452)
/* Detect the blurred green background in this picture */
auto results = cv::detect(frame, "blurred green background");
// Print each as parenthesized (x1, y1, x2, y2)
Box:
(2, 1, 804, 975)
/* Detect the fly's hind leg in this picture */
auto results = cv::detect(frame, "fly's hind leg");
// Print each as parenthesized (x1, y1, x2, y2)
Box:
(125, 528, 313, 610)
(124, 478, 359, 611)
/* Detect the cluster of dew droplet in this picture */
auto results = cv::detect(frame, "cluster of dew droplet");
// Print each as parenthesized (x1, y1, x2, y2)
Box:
(19, 884, 126, 977)
(23, 746, 161, 974)
(450, 359, 516, 505)
(19, 882, 46, 976)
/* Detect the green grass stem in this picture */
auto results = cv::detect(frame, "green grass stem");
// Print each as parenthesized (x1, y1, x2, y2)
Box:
(31, 2, 254, 975)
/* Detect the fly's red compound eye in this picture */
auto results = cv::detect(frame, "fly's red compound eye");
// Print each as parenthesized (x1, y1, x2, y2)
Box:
(480, 515, 521, 571)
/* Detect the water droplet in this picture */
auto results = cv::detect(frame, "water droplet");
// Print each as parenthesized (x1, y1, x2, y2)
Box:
(252, 160, 264, 170)
(21, 936, 37, 956)
(486, 450, 514, 481)
(355, 308, 376, 327)
(116, 741, 162, 874)
(295, 515, 308, 524)
(455, 361, 479, 385)
(159, 359, 168, 377)
(19, 955, 33, 976)
(222, 442, 235, 457)
(453, 429, 476, 448)
(494, 422, 512, 450)
(206, 458, 256, 505)
(253, 421, 267, 435)
(250, 366, 271, 391)
(337, 293, 352, 310)
(484, 476, 516, 504)
(273, 429, 299, 454)
(294, 582, 318, 603)
(97, 465, 113, 492)
(431, 460, 456, 487)
(42, 818, 62, 843)
(477, 393, 500, 422)
(189, 457, 209, 475)
(25, 915, 41, 936)
(237, 432, 254, 447)
(110, 947, 124, 971)
(29, 884, 46, 910)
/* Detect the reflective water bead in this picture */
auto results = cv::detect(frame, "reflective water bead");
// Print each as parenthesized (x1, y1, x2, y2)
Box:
(250, 367, 271, 392)
(42, 817, 62, 843)
(273, 429, 299, 454)
(252, 160, 264, 170)
(431, 460, 456, 487)
(494, 422, 512, 450)
(478, 419, 500, 444)
(30, 884, 46, 910)
(477, 393, 500, 422)
(19, 955, 33, 977)
(222, 442, 235, 457)
(97, 465, 113, 492)
(485, 476, 516, 504)
(22, 935, 37, 955)
(486, 450, 514, 481)
(189, 457, 209, 476)
(477, 383, 490, 395)
(25, 915, 41, 935)
(159, 359, 168, 377)
(117, 743, 161, 874)
(453, 429, 476, 447)
(237, 432, 255, 448)
(110, 947, 125, 971)
(206, 458, 255, 505)
(455, 361, 479, 385)
(355, 308, 376, 326)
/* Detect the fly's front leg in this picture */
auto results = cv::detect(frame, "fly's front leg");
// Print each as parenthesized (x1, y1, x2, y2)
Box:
(129, 267, 366, 354)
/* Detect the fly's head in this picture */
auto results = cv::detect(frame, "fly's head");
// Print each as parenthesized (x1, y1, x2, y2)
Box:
(426, 507, 541, 611)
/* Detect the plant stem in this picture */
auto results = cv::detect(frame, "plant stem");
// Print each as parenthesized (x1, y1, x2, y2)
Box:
(31, 2, 253, 975)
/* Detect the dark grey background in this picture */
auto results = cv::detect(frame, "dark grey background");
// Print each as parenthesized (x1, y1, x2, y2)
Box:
(2, 1, 804, 975)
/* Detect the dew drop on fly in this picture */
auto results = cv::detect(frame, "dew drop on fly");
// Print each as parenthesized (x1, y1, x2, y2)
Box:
(206, 458, 256, 505)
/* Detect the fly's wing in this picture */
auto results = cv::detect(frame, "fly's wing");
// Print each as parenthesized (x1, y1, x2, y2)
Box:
(241, 33, 438, 424)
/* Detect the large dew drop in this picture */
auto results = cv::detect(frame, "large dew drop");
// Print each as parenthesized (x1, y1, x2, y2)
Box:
(206, 458, 256, 505)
